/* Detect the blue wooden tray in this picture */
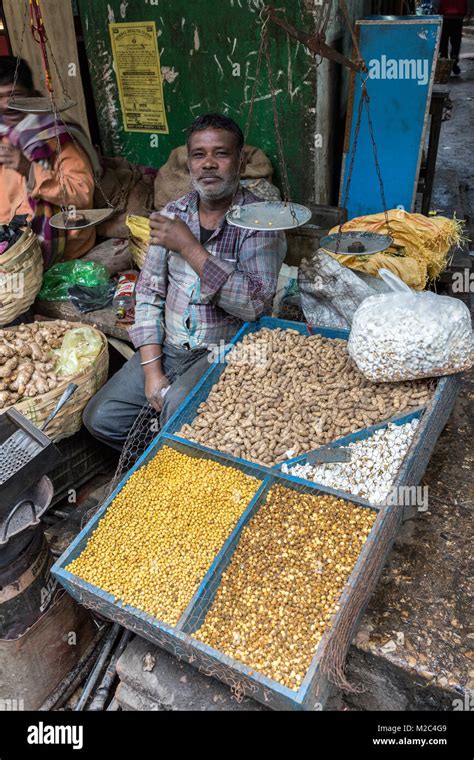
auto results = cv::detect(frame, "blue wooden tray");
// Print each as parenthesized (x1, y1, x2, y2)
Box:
(161, 316, 461, 516)
(52, 317, 462, 710)
(52, 444, 393, 711)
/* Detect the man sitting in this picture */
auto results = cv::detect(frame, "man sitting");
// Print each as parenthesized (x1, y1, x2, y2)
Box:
(84, 113, 286, 450)
(0, 56, 98, 267)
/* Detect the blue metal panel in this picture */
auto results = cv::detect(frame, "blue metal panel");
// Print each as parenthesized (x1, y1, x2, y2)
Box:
(340, 17, 442, 216)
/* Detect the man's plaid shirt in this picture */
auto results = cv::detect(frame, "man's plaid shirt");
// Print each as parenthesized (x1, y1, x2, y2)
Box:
(128, 187, 287, 350)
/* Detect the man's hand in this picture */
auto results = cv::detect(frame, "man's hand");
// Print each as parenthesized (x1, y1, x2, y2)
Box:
(0, 144, 31, 177)
(149, 212, 200, 256)
(144, 371, 171, 412)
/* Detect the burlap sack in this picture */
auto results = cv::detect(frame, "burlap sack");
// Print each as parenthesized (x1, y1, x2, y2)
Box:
(96, 173, 155, 239)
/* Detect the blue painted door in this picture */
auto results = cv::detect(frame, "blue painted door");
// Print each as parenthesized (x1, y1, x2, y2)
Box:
(340, 16, 442, 218)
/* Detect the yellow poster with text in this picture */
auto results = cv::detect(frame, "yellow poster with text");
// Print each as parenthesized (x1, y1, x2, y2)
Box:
(109, 21, 169, 134)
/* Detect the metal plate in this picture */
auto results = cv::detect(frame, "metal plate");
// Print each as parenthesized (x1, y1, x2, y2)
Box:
(0, 476, 54, 546)
(49, 207, 115, 230)
(226, 201, 312, 231)
(7, 97, 77, 113)
(320, 231, 393, 255)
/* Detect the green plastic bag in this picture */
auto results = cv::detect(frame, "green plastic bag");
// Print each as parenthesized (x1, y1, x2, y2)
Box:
(39, 261, 110, 301)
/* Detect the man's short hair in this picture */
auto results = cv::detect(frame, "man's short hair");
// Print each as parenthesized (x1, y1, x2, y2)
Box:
(0, 56, 34, 91)
(186, 113, 244, 153)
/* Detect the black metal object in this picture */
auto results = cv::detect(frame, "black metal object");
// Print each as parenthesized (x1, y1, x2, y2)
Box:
(0, 476, 54, 560)
(347, 240, 366, 253)
(0, 409, 62, 518)
(38, 623, 108, 711)
(0, 528, 59, 639)
(306, 447, 352, 466)
(0, 383, 78, 520)
(320, 231, 393, 256)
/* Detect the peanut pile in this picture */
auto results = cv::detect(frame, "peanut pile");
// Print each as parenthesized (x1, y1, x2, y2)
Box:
(179, 329, 434, 466)
(66, 446, 260, 626)
(195, 485, 376, 690)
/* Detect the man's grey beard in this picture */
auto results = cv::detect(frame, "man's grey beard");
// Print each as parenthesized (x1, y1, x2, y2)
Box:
(191, 170, 240, 202)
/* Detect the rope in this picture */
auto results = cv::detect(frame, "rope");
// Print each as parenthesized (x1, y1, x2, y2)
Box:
(244, 6, 297, 225)
(8, 0, 115, 224)
(338, 0, 366, 71)
(10, 0, 30, 101)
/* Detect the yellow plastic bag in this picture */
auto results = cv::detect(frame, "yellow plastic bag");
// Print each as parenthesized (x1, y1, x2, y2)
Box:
(54, 327, 102, 377)
(325, 209, 465, 290)
(126, 214, 150, 269)
(126, 214, 150, 243)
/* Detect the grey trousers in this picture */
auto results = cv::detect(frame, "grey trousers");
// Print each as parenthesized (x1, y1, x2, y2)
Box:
(83, 343, 211, 450)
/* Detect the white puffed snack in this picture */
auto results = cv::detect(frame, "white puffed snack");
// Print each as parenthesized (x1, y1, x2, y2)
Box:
(348, 269, 474, 381)
(282, 420, 419, 504)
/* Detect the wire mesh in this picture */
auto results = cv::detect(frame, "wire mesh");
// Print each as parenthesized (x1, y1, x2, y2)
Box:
(105, 403, 161, 499)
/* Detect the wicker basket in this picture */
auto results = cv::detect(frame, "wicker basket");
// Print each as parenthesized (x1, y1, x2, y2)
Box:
(7, 321, 109, 442)
(0, 227, 43, 327)
(435, 58, 454, 84)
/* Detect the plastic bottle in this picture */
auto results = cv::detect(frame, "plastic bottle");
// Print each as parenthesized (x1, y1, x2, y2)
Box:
(113, 270, 138, 319)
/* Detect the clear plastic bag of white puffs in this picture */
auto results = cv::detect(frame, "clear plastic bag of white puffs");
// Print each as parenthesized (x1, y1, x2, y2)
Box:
(348, 269, 474, 381)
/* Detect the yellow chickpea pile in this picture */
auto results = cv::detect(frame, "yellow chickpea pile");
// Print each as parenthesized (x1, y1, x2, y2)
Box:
(66, 447, 260, 626)
(194, 486, 377, 691)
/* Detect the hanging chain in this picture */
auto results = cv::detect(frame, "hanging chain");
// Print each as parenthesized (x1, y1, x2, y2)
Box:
(243, 6, 298, 225)
(313, 0, 333, 67)
(9, 0, 30, 101)
(337, 79, 392, 253)
(243, 9, 268, 145)
(363, 85, 391, 233)
(45, 37, 72, 102)
(337, 81, 365, 253)
(7, 0, 114, 222)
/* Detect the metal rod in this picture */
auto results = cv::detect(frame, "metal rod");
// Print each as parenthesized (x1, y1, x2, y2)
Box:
(106, 697, 120, 711)
(87, 628, 132, 711)
(267, 5, 364, 72)
(38, 623, 108, 711)
(74, 623, 121, 711)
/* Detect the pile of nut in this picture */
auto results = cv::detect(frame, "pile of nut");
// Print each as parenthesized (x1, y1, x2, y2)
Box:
(195, 485, 376, 690)
(282, 419, 420, 504)
(349, 293, 474, 381)
(179, 328, 434, 466)
(66, 446, 261, 626)
(0, 320, 71, 407)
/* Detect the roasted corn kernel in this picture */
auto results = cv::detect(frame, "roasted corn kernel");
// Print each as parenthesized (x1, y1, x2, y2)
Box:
(66, 447, 260, 626)
(195, 486, 376, 690)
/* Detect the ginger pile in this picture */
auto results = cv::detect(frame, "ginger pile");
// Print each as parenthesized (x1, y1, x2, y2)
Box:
(0, 320, 70, 407)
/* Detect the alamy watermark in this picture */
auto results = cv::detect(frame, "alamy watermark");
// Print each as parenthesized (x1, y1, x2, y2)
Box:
(0, 271, 25, 299)
(384, 485, 429, 512)
(207, 339, 269, 367)
(0, 698, 24, 711)
(368, 56, 430, 86)
(451, 268, 474, 293)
